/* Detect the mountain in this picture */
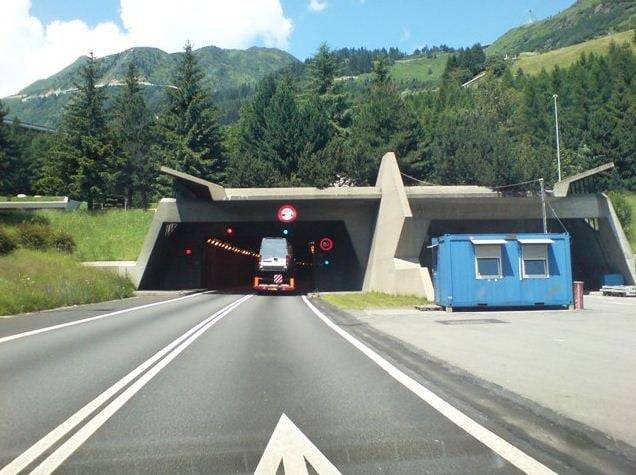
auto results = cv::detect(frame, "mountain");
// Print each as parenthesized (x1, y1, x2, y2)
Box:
(4, 45, 299, 128)
(513, 29, 635, 75)
(488, 0, 635, 56)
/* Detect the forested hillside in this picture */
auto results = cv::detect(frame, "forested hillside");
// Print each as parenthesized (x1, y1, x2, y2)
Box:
(2, 36, 634, 209)
(4, 46, 298, 127)
(2, 0, 635, 210)
(488, 0, 635, 56)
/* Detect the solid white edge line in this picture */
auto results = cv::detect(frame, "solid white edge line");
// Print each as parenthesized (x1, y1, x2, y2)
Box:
(30, 293, 253, 475)
(301, 296, 556, 475)
(0, 291, 210, 345)
(0, 294, 251, 475)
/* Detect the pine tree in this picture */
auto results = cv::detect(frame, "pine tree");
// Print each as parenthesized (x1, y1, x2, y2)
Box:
(228, 73, 304, 186)
(155, 41, 225, 184)
(0, 101, 14, 195)
(346, 54, 423, 183)
(37, 52, 114, 208)
(112, 62, 155, 208)
(306, 44, 351, 131)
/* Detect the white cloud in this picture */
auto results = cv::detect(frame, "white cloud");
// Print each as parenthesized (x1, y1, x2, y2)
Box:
(308, 0, 328, 12)
(0, 0, 293, 97)
(400, 27, 411, 42)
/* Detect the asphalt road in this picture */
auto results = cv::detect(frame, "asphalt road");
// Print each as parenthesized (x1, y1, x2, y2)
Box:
(0, 292, 617, 473)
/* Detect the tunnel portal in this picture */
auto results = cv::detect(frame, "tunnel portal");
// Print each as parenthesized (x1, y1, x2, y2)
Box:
(139, 220, 364, 292)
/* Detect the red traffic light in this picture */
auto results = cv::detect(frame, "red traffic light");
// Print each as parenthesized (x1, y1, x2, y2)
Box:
(225, 226, 234, 236)
(184, 247, 193, 256)
(319, 237, 334, 252)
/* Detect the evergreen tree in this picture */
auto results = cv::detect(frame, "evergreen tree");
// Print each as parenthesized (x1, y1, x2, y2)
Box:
(306, 44, 351, 131)
(112, 62, 155, 208)
(37, 52, 114, 208)
(0, 101, 15, 195)
(155, 42, 225, 185)
(228, 73, 304, 186)
(346, 54, 423, 183)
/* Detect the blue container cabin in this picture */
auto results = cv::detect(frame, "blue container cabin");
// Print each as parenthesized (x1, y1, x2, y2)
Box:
(431, 233, 573, 309)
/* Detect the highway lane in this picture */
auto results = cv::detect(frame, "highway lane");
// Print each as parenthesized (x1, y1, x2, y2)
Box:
(0, 294, 560, 474)
(0, 292, 244, 469)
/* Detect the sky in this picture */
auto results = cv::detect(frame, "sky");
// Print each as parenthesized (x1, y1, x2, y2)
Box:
(0, 0, 574, 97)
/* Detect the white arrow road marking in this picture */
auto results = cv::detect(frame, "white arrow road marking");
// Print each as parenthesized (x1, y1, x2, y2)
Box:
(1, 294, 252, 475)
(255, 414, 341, 475)
(302, 296, 556, 475)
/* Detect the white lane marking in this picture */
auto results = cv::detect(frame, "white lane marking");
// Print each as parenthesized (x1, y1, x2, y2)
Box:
(30, 294, 252, 474)
(0, 292, 210, 345)
(255, 413, 341, 475)
(0, 294, 251, 475)
(302, 296, 555, 475)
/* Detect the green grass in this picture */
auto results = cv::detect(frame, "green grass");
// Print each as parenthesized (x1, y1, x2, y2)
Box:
(0, 209, 154, 261)
(0, 249, 134, 315)
(319, 291, 428, 310)
(514, 30, 635, 75)
(347, 53, 450, 87)
(626, 193, 636, 251)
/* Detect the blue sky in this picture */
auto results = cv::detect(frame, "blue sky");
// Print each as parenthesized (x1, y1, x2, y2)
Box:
(2, 0, 574, 96)
(30, 0, 574, 59)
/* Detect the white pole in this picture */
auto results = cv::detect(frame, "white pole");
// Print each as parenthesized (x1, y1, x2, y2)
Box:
(539, 178, 548, 234)
(553, 94, 562, 182)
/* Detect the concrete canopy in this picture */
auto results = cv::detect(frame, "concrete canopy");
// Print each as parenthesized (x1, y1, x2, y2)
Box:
(132, 153, 635, 296)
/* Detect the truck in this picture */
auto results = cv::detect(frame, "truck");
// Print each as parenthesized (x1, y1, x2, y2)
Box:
(253, 237, 296, 292)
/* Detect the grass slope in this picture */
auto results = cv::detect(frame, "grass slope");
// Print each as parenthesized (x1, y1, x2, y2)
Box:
(0, 209, 154, 261)
(0, 249, 134, 315)
(320, 291, 428, 310)
(36, 210, 154, 261)
(488, 0, 635, 56)
(349, 53, 449, 87)
(514, 30, 635, 74)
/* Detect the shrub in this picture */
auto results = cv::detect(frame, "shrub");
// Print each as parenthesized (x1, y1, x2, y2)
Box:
(15, 223, 55, 250)
(51, 232, 76, 254)
(608, 191, 633, 239)
(0, 228, 17, 255)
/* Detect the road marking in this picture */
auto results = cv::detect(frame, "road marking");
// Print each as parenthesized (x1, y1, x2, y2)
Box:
(0, 294, 252, 475)
(0, 291, 210, 345)
(302, 296, 556, 475)
(255, 414, 341, 475)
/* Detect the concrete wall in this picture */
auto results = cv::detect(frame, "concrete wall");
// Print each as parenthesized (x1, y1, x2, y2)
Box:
(132, 155, 635, 293)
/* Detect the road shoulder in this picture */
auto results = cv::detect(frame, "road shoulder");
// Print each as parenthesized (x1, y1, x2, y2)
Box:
(310, 296, 636, 473)
(0, 291, 203, 339)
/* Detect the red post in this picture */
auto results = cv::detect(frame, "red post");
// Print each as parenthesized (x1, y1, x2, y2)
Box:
(573, 281, 584, 309)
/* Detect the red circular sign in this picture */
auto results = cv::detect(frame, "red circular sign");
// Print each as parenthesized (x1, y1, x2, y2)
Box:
(319, 237, 334, 252)
(277, 204, 297, 223)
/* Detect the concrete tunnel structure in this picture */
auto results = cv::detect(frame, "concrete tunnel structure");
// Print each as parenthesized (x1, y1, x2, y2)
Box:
(127, 153, 635, 299)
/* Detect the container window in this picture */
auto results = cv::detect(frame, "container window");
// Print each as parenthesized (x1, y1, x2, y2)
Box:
(521, 244, 549, 278)
(474, 244, 502, 279)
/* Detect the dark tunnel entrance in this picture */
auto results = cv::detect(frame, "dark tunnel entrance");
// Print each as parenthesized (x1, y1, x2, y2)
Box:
(139, 221, 364, 292)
